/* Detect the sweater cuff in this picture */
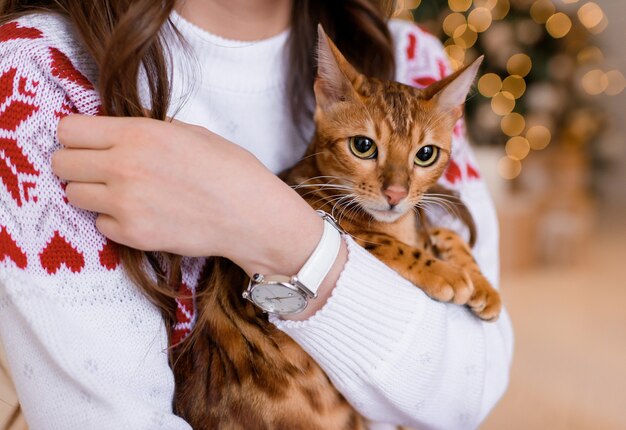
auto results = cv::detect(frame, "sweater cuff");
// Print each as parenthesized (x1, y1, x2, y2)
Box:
(270, 236, 429, 385)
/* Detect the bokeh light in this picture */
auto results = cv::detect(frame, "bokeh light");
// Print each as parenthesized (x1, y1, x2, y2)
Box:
(581, 69, 609, 95)
(501, 113, 526, 136)
(448, 0, 472, 13)
(530, 0, 555, 24)
(468, 7, 493, 33)
(453, 24, 478, 48)
(498, 156, 522, 179)
(526, 125, 552, 150)
(604, 70, 626, 96)
(492, 91, 516, 115)
(491, 0, 511, 20)
(577, 2, 604, 29)
(502, 75, 527, 99)
(443, 12, 467, 36)
(546, 13, 572, 39)
(478, 73, 503, 97)
(505, 136, 531, 160)
(507, 54, 532, 77)
(577, 46, 603, 64)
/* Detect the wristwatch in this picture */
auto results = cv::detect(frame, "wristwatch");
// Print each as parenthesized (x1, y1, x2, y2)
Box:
(242, 211, 344, 316)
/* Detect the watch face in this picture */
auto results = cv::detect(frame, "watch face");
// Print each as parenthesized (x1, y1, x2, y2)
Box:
(250, 283, 307, 314)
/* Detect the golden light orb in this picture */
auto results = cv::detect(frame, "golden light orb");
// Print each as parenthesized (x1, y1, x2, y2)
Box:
(530, 0, 555, 24)
(507, 54, 532, 77)
(506, 136, 531, 160)
(448, 0, 472, 12)
(453, 24, 478, 48)
(588, 14, 609, 34)
(478, 73, 503, 97)
(546, 13, 572, 39)
(474, 0, 498, 10)
(492, 0, 511, 20)
(443, 12, 468, 37)
(526, 125, 551, 150)
(605, 70, 626, 96)
(405, 0, 422, 8)
(501, 113, 526, 137)
(581, 69, 609, 95)
(502, 75, 527, 99)
(498, 156, 522, 180)
(444, 44, 466, 66)
(577, 46, 604, 64)
(468, 7, 493, 33)
(491, 91, 516, 115)
(578, 2, 604, 29)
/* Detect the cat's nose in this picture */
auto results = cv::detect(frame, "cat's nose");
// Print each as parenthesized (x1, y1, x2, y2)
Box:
(383, 185, 407, 207)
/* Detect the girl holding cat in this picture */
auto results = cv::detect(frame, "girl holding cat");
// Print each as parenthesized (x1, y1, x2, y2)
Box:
(0, 0, 513, 428)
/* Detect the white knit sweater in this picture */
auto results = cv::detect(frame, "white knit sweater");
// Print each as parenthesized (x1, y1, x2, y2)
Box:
(0, 12, 513, 430)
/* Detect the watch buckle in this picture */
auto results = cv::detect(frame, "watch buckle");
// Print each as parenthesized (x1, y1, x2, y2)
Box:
(290, 275, 317, 299)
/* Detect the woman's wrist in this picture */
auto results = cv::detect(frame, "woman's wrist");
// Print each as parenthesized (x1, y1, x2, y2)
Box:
(231, 185, 325, 277)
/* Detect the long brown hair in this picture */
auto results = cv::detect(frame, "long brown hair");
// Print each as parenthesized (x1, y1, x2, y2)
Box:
(0, 0, 397, 330)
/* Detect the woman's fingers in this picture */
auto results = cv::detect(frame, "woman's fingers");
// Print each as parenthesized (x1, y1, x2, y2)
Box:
(57, 115, 150, 149)
(52, 149, 110, 182)
(95, 214, 123, 245)
(65, 182, 112, 214)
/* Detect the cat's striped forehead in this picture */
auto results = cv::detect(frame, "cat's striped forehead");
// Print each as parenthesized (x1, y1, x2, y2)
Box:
(357, 79, 427, 137)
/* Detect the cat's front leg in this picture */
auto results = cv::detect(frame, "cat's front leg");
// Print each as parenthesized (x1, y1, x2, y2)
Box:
(353, 232, 474, 306)
(429, 228, 502, 321)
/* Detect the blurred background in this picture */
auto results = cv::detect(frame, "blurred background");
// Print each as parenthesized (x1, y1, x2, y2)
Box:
(394, 0, 625, 429)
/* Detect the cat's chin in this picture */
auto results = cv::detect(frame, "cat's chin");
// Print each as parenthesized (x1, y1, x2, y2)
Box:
(366, 207, 407, 223)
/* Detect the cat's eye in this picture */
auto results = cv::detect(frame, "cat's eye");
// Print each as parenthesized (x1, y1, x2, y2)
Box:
(414, 145, 439, 167)
(349, 136, 378, 159)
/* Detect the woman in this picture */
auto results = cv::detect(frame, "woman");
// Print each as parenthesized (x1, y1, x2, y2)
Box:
(0, 0, 513, 428)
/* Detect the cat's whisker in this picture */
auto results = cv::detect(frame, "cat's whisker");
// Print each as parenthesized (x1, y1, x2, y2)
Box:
(293, 175, 355, 187)
(422, 195, 464, 212)
(419, 199, 459, 219)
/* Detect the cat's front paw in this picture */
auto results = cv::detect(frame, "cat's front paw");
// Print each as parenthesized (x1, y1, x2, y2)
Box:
(418, 260, 474, 305)
(467, 272, 502, 321)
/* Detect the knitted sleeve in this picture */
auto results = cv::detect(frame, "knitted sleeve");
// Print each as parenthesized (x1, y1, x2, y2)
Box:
(0, 17, 191, 430)
(271, 20, 514, 429)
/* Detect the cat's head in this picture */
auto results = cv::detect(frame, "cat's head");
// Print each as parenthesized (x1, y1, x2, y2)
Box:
(311, 25, 482, 223)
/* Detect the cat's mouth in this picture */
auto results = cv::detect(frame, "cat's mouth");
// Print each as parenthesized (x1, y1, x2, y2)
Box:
(366, 204, 408, 223)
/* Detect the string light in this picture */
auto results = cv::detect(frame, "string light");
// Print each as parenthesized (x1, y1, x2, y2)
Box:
(416, 0, 616, 181)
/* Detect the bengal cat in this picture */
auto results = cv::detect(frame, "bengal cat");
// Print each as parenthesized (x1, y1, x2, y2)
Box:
(171, 27, 501, 429)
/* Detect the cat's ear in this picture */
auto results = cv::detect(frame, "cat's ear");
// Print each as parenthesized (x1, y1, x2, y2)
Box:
(424, 56, 484, 116)
(314, 24, 362, 109)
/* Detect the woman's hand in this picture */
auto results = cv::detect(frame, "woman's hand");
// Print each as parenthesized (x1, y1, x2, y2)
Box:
(52, 115, 324, 278)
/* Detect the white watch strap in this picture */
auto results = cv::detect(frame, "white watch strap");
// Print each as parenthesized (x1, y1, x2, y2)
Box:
(294, 215, 342, 297)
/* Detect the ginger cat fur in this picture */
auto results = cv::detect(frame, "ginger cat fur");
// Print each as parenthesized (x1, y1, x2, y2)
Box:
(170, 26, 501, 430)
